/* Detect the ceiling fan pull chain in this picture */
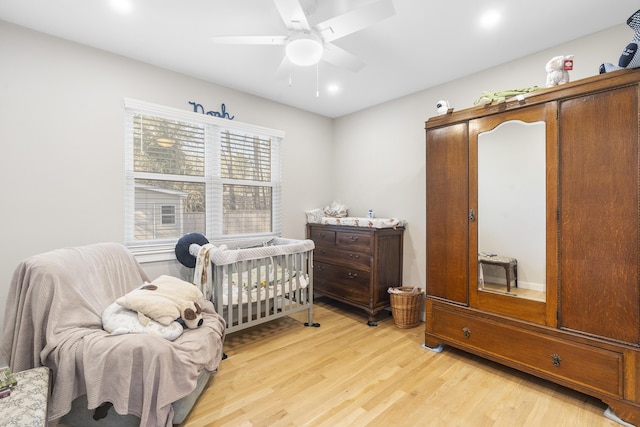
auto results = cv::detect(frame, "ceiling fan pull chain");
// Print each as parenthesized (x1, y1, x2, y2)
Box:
(316, 63, 320, 98)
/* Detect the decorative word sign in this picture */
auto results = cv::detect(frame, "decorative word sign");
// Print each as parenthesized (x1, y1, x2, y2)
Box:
(188, 101, 235, 120)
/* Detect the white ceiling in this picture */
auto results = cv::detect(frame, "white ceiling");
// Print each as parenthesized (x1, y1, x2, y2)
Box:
(1, 0, 639, 118)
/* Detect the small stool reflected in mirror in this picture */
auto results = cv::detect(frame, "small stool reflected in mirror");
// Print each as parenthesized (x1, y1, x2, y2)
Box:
(478, 254, 518, 292)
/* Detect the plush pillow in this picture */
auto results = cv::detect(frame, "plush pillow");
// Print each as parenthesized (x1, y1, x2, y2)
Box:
(115, 275, 204, 329)
(101, 301, 183, 341)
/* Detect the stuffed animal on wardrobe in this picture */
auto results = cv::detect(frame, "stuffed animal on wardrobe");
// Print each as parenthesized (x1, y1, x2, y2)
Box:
(545, 55, 573, 87)
(600, 8, 640, 73)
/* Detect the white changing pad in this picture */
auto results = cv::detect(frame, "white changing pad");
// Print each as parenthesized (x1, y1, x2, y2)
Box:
(320, 217, 406, 229)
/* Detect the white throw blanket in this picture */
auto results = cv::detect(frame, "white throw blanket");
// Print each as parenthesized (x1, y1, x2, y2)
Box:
(193, 242, 216, 300)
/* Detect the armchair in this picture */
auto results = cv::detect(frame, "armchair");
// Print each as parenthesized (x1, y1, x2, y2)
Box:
(1, 243, 225, 426)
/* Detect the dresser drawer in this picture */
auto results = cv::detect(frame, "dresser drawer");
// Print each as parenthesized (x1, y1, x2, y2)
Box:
(314, 247, 371, 269)
(430, 304, 623, 397)
(313, 261, 370, 304)
(336, 230, 371, 253)
(308, 227, 336, 246)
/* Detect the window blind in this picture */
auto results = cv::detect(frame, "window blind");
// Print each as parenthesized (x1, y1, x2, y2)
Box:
(124, 99, 284, 253)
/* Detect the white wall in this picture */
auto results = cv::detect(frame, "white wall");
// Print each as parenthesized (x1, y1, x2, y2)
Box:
(0, 21, 334, 339)
(478, 121, 546, 289)
(332, 24, 631, 293)
(0, 19, 632, 341)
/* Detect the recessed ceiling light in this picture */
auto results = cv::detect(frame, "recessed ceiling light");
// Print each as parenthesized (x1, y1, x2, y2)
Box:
(326, 83, 341, 95)
(110, 0, 133, 14)
(480, 10, 501, 29)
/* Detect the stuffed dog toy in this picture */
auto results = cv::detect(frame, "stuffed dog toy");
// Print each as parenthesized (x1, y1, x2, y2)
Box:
(116, 275, 204, 329)
(600, 9, 640, 73)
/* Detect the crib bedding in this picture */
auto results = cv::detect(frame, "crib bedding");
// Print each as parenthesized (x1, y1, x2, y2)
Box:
(201, 237, 314, 306)
(219, 264, 309, 306)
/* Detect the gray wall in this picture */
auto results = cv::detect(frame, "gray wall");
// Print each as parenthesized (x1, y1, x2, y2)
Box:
(0, 18, 631, 341)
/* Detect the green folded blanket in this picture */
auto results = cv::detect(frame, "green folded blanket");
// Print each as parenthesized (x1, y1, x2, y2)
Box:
(474, 86, 541, 105)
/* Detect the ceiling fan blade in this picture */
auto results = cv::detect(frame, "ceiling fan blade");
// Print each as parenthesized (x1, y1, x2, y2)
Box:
(273, 0, 311, 32)
(315, 0, 395, 43)
(322, 44, 365, 73)
(211, 35, 287, 45)
(275, 56, 292, 81)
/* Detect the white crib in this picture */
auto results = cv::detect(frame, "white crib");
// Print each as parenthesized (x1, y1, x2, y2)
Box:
(177, 235, 319, 334)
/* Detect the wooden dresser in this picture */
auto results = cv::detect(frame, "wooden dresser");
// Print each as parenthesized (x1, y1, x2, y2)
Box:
(425, 69, 640, 426)
(306, 223, 404, 325)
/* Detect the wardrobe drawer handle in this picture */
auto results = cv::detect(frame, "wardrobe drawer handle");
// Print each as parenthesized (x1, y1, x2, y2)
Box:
(347, 272, 358, 279)
(462, 327, 471, 338)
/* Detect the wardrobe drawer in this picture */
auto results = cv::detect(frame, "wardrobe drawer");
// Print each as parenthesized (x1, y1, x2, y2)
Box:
(313, 261, 370, 304)
(431, 305, 623, 397)
(314, 247, 371, 269)
(336, 231, 371, 253)
(308, 227, 336, 246)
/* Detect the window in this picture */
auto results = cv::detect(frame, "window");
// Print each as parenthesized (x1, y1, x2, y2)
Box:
(161, 205, 176, 225)
(124, 99, 283, 254)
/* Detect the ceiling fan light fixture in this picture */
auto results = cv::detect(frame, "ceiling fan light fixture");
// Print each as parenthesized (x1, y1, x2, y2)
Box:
(286, 33, 323, 66)
(156, 135, 176, 148)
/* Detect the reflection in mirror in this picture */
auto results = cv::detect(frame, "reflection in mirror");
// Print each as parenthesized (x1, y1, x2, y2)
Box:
(478, 120, 546, 302)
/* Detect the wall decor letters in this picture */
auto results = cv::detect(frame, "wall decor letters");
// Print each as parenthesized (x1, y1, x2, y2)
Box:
(189, 101, 235, 120)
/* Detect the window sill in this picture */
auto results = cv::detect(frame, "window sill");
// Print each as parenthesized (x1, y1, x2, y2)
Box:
(129, 245, 176, 264)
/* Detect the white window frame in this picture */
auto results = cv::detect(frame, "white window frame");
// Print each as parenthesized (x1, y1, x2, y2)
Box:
(124, 98, 284, 260)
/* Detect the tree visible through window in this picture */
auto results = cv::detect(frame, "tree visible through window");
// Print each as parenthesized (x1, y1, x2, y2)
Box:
(221, 130, 274, 235)
(124, 99, 283, 251)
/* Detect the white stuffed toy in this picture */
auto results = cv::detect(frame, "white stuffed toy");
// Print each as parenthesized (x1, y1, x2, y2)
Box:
(116, 275, 204, 329)
(545, 55, 572, 87)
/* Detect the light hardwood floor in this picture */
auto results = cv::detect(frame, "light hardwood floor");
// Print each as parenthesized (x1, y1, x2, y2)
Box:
(482, 282, 545, 302)
(180, 297, 621, 427)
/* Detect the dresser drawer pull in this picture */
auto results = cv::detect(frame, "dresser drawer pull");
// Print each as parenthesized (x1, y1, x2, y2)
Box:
(348, 235, 359, 242)
(319, 232, 326, 238)
(347, 272, 358, 279)
(462, 327, 471, 338)
(317, 265, 326, 271)
(318, 249, 327, 255)
(349, 253, 360, 259)
(551, 353, 562, 367)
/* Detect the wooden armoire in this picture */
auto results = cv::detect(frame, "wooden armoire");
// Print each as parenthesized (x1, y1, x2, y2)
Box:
(425, 69, 640, 425)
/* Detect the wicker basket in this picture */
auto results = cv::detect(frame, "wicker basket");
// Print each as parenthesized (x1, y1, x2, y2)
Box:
(388, 286, 424, 329)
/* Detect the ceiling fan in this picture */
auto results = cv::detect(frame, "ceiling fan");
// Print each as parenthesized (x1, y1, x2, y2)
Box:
(211, 0, 396, 73)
